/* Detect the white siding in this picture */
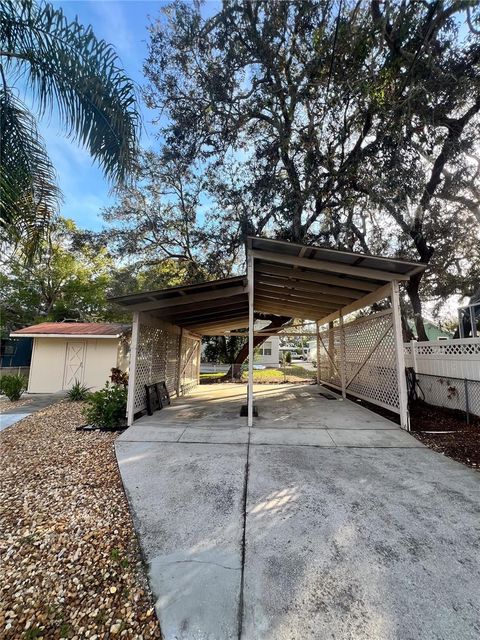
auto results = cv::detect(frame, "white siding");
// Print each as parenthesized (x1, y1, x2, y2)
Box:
(28, 337, 120, 393)
(256, 337, 280, 365)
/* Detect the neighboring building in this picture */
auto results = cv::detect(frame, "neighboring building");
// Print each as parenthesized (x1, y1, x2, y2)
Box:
(0, 337, 33, 368)
(407, 320, 452, 340)
(10, 323, 130, 393)
(256, 336, 280, 366)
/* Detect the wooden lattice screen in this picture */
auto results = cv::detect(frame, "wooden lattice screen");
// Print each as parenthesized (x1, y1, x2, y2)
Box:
(318, 309, 400, 414)
(130, 312, 200, 418)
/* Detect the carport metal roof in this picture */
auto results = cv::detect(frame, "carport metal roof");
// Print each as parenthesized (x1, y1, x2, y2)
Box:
(111, 237, 425, 333)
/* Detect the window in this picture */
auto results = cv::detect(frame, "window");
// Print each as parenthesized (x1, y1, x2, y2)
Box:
(260, 341, 272, 356)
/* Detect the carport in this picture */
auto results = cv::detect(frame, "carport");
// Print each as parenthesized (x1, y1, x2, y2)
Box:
(112, 237, 425, 429)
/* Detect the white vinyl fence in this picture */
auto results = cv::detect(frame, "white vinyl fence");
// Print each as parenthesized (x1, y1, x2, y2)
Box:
(405, 338, 480, 418)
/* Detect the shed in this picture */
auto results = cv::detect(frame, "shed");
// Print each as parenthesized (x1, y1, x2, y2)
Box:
(10, 323, 130, 393)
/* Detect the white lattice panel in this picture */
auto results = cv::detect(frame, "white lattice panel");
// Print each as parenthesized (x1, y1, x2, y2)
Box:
(317, 326, 342, 389)
(132, 314, 180, 414)
(130, 314, 201, 417)
(318, 310, 400, 413)
(343, 311, 399, 412)
(181, 335, 200, 393)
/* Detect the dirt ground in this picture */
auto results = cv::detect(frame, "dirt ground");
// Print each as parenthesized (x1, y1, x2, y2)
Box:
(351, 394, 480, 471)
(409, 401, 480, 470)
(0, 401, 161, 639)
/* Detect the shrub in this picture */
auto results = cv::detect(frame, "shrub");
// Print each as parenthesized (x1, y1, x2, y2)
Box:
(0, 374, 27, 401)
(66, 379, 91, 401)
(285, 351, 292, 364)
(83, 382, 127, 429)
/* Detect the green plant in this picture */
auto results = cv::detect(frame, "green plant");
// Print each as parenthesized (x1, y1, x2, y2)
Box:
(83, 382, 127, 429)
(0, 373, 27, 401)
(285, 351, 292, 364)
(0, 0, 139, 254)
(66, 379, 91, 401)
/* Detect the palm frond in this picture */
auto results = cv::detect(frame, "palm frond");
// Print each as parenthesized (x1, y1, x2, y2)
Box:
(0, 87, 60, 252)
(0, 0, 140, 185)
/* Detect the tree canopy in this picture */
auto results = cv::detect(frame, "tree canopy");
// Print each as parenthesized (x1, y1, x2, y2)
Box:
(0, 218, 120, 336)
(143, 0, 480, 339)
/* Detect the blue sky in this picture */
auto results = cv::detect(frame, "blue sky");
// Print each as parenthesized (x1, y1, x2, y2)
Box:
(37, 0, 170, 230)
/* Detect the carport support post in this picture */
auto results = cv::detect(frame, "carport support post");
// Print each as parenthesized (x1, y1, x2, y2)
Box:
(127, 311, 140, 426)
(315, 321, 320, 386)
(176, 328, 183, 397)
(391, 281, 410, 431)
(339, 313, 347, 399)
(247, 255, 254, 427)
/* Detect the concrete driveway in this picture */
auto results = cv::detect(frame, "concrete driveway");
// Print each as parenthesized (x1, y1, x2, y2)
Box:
(116, 384, 480, 640)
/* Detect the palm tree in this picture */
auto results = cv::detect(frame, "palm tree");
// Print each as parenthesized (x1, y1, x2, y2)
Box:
(0, 0, 140, 253)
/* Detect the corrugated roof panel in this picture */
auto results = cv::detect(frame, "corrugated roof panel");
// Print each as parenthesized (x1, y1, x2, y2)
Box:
(11, 322, 127, 337)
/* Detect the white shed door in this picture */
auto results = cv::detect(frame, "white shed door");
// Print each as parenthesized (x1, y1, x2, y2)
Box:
(63, 341, 86, 388)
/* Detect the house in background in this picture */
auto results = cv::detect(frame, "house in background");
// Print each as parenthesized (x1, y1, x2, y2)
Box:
(10, 323, 130, 393)
(407, 319, 452, 340)
(255, 336, 280, 366)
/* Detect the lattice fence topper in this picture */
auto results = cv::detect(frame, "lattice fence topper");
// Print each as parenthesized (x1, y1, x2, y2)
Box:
(405, 337, 480, 381)
(318, 309, 400, 413)
(414, 339, 480, 357)
(131, 313, 198, 415)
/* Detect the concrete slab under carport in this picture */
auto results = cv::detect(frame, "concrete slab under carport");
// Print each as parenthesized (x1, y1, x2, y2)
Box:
(116, 383, 480, 639)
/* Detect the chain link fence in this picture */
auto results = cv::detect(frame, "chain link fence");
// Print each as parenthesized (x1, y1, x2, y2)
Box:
(412, 372, 480, 423)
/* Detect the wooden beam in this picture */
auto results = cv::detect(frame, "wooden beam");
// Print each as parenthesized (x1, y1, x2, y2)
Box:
(255, 263, 377, 293)
(185, 316, 250, 331)
(255, 294, 338, 314)
(251, 250, 410, 282)
(254, 275, 357, 302)
(116, 285, 247, 312)
(317, 283, 392, 326)
(254, 286, 341, 310)
(255, 300, 333, 318)
(165, 301, 248, 323)
(161, 294, 247, 318)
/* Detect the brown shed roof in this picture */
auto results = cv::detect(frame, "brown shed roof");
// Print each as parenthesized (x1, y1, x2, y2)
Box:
(11, 322, 128, 338)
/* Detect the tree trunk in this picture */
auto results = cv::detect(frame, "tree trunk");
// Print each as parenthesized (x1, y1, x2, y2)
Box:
(406, 273, 429, 341)
(225, 315, 291, 379)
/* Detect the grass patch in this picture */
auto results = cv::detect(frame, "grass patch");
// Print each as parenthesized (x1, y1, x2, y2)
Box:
(241, 366, 314, 383)
(199, 372, 226, 379)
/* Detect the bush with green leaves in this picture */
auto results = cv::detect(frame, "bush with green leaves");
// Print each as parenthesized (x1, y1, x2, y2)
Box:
(82, 382, 127, 429)
(284, 351, 292, 364)
(0, 374, 27, 401)
(66, 379, 91, 401)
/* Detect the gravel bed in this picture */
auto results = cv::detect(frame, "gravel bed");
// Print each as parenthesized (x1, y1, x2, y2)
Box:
(0, 396, 35, 414)
(0, 401, 162, 639)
